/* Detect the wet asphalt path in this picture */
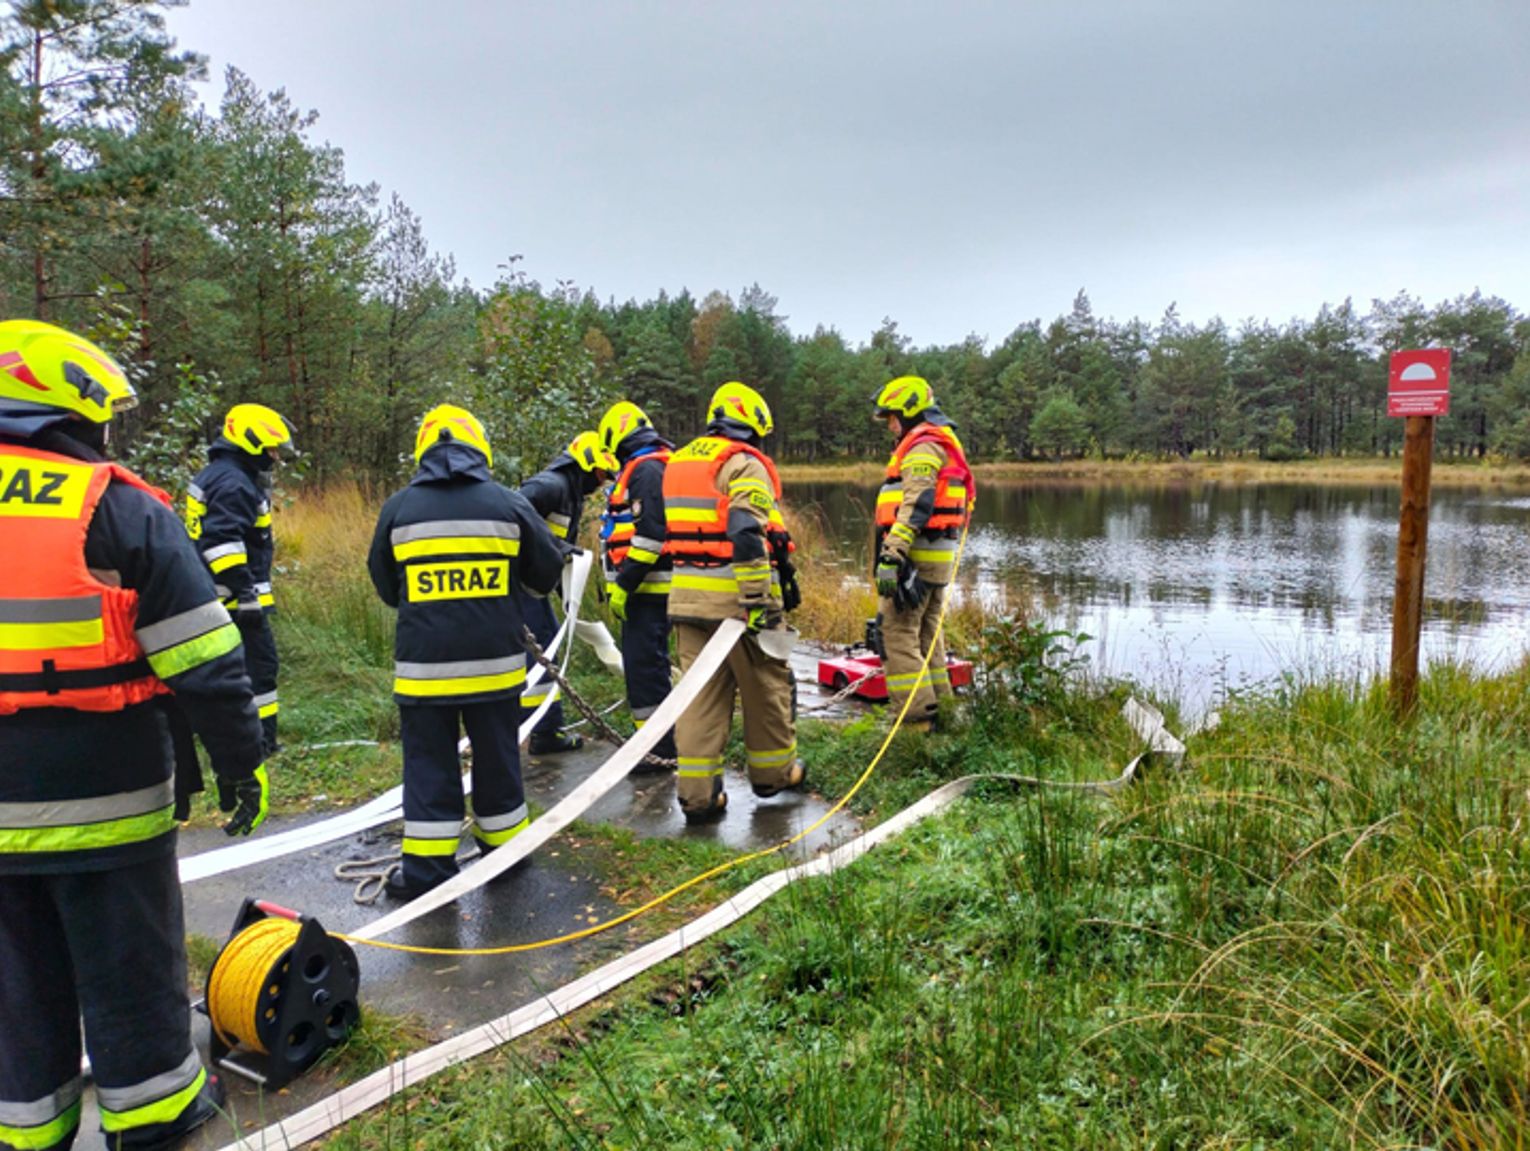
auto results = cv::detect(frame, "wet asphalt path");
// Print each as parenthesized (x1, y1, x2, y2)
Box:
(75, 647, 874, 1147)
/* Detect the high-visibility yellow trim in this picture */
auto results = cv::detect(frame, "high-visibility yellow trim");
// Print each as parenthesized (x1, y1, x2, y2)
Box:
(0, 1100, 81, 1149)
(254, 512, 272, 528)
(0, 805, 175, 854)
(393, 668, 526, 698)
(402, 836, 460, 857)
(676, 755, 724, 780)
(664, 507, 715, 524)
(184, 495, 206, 540)
(208, 552, 247, 574)
(393, 536, 520, 561)
(0, 458, 92, 519)
(406, 560, 510, 602)
(747, 744, 798, 769)
(473, 815, 529, 848)
(257, 700, 279, 719)
(0, 617, 103, 650)
(258, 591, 275, 608)
(146, 621, 241, 681)
(626, 546, 661, 564)
(671, 572, 740, 592)
(98, 1068, 205, 1134)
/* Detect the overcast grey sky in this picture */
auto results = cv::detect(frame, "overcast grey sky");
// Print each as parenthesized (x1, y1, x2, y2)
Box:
(165, 1, 1530, 347)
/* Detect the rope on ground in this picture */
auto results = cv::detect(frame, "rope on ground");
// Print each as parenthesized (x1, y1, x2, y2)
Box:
(333, 821, 483, 905)
(521, 626, 677, 770)
(333, 852, 400, 905)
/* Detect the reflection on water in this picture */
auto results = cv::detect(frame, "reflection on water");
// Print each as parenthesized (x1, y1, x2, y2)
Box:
(786, 479, 1530, 713)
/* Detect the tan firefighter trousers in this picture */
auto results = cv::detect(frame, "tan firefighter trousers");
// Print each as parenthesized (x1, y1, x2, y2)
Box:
(878, 583, 951, 723)
(673, 620, 797, 811)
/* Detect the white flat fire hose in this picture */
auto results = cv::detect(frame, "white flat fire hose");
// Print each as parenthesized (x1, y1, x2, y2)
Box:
(177, 549, 594, 884)
(350, 618, 747, 940)
(209, 758, 1139, 1151)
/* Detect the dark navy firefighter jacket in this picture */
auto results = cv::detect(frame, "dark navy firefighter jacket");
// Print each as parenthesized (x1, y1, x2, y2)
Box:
(367, 441, 564, 707)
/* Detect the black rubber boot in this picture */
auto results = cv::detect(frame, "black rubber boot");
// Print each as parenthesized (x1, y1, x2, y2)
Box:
(529, 730, 585, 756)
(752, 760, 807, 799)
(681, 783, 728, 824)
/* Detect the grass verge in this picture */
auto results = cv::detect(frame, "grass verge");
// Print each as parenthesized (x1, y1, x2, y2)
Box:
(321, 655, 1529, 1149)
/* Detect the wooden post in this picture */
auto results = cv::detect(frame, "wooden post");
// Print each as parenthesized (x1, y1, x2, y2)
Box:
(1390, 415, 1435, 718)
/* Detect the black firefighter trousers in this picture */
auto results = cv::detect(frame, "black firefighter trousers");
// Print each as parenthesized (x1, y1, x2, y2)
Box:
(0, 853, 216, 1150)
(399, 700, 528, 893)
(620, 592, 675, 762)
(238, 609, 280, 757)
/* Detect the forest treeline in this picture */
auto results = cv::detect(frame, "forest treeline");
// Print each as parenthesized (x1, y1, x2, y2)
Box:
(5, 1, 1530, 491)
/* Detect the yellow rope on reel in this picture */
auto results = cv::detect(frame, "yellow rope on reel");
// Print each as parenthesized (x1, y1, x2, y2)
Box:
(206, 917, 302, 1054)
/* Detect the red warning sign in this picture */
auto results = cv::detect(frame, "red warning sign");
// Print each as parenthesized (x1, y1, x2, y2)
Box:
(1388, 349, 1451, 417)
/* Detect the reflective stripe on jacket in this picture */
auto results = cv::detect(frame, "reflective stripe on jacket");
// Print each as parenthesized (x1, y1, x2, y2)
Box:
(0, 444, 168, 715)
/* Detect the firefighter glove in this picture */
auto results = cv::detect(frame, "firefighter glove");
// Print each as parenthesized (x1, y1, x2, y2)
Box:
(892, 559, 930, 614)
(781, 569, 803, 613)
(220, 765, 269, 837)
(745, 605, 783, 634)
(608, 585, 629, 622)
(875, 555, 901, 599)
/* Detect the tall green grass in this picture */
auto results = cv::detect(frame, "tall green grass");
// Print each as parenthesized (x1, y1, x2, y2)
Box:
(321, 655, 1529, 1149)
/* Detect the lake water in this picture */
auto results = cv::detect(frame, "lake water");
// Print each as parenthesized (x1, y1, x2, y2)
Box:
(784, 479, 1530, 715)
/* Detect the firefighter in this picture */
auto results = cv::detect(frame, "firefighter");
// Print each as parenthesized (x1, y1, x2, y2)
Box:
(664, 381, 805, 821)
(517, 430, 615, 754)
(597, 401, 677, 769)
(186, 402, 294, 757)
(0, 320, 268, 1151)
(872, 376, 975, 731)
(367, 405, 564, 899)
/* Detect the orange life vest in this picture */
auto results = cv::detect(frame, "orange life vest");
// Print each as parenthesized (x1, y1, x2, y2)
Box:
(875, 423, 974, 535)
(0, 443, 170, 714)
(602, 447, 671, 571)
(663, 436, 790, 564)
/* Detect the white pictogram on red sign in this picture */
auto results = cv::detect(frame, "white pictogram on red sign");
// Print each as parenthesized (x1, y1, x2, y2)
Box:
(1388, 349, 1451, 417)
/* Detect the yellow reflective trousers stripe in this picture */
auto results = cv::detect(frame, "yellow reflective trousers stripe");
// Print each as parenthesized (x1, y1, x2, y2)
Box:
(402, 836, 460, 857)
(0, 1100, 81, 1150)
(99, 1069, 205, 1134)
(473, 815, 529, 847)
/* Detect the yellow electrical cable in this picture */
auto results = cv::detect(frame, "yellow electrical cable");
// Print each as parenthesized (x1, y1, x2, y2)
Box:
(206, 917, 302, 1054)
(336, 518, 972, 959)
